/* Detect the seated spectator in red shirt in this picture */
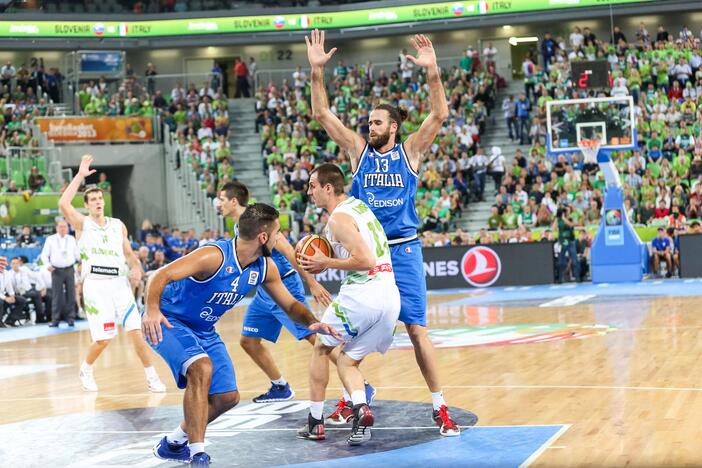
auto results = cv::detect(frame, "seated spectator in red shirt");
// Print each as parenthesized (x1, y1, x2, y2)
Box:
(668, 81, 683, 101)
(654, 200, 670, 219)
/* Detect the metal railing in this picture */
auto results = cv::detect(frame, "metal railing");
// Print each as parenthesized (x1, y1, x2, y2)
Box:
(163, 125, 223, 234)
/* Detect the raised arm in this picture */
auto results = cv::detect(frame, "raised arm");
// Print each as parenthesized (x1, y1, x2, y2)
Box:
(306, 29, 366, 163)
(58, 154, 95, 232)
(274, 232, 332, 306)
(262, 258, 341, 338)
(403, 34, 449, 171)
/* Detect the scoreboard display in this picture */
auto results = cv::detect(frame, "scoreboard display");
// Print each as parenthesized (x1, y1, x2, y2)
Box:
(571, 61, 611, 89)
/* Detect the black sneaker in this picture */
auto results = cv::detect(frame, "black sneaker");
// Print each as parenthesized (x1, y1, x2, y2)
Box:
(347, 403, 374, 445)
(297, 413, 325, 440)
(49, 322, 59, 327)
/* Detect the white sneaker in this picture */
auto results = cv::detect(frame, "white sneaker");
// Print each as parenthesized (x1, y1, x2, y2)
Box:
(148, 376, 166, 393)
(80, 369, 98, 392)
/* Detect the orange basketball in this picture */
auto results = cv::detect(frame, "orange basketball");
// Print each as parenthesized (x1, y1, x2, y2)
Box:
(295, 234, 333, 267)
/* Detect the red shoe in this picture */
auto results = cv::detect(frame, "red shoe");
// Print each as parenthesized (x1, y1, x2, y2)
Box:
(432, 405, 460, 436)
(325, 399, 353, 425)
(347, 403, 374, 445)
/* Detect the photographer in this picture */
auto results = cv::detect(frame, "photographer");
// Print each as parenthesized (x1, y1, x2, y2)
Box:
(553, 206, 580, 283)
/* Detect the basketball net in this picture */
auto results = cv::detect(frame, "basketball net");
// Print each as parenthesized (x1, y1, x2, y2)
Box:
(578, 138, 600, 165)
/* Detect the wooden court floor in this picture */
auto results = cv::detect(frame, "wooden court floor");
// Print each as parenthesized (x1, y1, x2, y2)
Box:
(2, 285, 702, 466)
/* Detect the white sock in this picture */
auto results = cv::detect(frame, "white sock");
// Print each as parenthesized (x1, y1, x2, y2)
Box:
(342, 387, 352, 403)
(271, 377, 287, 386)
(188, 442, 205, 456)
(431, 391, 446, 411)
(144, 366, 158, 380)
(309, 401, 324, 420)
(166, 425, 188, 445)
(351, 390, 366, 407)
(80, 361, 93, 373)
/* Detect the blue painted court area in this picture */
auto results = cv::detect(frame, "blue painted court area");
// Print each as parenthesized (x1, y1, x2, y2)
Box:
(285, 424, 568, 468)
(438, 278, 702, 307)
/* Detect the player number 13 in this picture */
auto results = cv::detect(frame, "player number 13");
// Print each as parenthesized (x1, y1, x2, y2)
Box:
(374, 158, 389, 173)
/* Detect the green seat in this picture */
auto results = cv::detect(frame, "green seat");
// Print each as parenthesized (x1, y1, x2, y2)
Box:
(11, 169, 25, 188)
(35, 158, 46, 174)
(0, 157, 7, 177)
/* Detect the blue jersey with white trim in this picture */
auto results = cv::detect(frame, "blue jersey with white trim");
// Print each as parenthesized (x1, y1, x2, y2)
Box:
(234, 223, 294, 278)
(160, 238, 268, 333)
(351, 142, 420, 240)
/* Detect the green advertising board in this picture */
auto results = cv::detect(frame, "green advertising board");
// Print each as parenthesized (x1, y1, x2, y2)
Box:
(0, 0, 655, 38)
(0, 192, 112, 226)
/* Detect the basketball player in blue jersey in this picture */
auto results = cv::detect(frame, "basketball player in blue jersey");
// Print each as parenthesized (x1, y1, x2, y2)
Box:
(142, 203, 340, 467)
(219, 182, 376, 407)
(306, 29, 459, 436)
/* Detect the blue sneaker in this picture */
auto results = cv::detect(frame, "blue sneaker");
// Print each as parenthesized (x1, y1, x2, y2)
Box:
(365, 382, 376, 406)
(252, 383, 295, 403)
(153, 436, 190, 464)
(191, 452, 210, 467)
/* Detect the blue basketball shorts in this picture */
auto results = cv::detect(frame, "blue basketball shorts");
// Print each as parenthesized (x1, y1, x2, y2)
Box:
(390, 238, 427, 326)
(149, 317, 237, 395)
(242, 271, 314, 343)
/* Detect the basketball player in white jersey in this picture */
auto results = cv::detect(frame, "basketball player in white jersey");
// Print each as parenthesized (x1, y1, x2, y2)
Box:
(297, 164, 400, 445)
(59, 155, 166, 393)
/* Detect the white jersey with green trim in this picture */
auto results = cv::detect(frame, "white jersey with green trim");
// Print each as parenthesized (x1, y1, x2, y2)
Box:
(78, 216, 128, 281)
(325, 196, 394, 286)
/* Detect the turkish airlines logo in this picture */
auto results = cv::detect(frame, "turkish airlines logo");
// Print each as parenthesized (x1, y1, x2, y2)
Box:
(461, 246, 501, 287)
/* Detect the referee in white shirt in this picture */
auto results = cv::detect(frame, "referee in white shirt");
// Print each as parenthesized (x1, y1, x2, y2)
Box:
(40, 218, 79, 327)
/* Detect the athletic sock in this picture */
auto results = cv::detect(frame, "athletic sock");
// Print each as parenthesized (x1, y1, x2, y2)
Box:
(431, 391, 446, 411)
(271, 377, 287, 386)
(351, 390, 366, 407)
(144, 366, 159, 380)
(166, 425, 188, 445)
(80, 361, 93, 373)
(342, 387, 352, 403)
(310, 401, 324, 420)
(188, 442, 205, 456)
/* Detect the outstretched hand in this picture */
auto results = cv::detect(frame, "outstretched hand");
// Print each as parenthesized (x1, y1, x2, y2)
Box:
(305, 29, 337, 68)
(405, 34, 438, 68)
(308, 321, 343, 340)
(78, 154, 97, 179)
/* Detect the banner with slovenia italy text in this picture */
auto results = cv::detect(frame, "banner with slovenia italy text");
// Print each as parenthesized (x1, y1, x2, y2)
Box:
(0, 0, 656, 38)
(35, 117, 153, 142)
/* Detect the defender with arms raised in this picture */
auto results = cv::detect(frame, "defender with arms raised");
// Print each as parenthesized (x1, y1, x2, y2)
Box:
(305, 29, 459, 435)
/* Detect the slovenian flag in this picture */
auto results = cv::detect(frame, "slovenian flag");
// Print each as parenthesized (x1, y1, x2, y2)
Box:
(300, 15, 310, 28)
(118, 23, 128, 36)
(478, 1, 488, 14)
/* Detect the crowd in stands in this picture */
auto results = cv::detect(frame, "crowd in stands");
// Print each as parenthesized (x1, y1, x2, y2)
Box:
(478, 22, 702, 281)
(255, 48, 504, 239)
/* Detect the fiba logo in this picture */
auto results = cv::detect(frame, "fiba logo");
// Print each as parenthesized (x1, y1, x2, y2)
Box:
(461, 246, 501, 287)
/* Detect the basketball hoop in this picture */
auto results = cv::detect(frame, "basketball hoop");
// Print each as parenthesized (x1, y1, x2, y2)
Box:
(578, 138, 601, 165)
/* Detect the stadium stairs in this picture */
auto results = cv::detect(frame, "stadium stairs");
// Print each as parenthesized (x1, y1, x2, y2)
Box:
(228, 98, 271, 204)
(457, 79, 524, 233)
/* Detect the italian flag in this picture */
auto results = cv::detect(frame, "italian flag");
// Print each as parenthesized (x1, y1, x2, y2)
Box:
(478, 1, 488, 14)
(118, 23, 128, 36)
(300, 15, 310, 28)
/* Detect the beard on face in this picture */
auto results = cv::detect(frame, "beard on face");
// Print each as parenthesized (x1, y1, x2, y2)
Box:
(261, 243, 273, 257)
(369, 128, 391, 150)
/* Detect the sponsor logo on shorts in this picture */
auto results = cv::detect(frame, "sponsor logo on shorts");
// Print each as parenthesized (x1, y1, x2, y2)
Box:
(461, 246, 501, 287)
(248, 271, 259, 285)
(243, 326, 259, 333)
(90, 265, 119, 276)
(103, 322, 115, 332)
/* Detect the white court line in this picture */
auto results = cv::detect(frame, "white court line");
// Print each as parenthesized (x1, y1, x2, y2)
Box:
(0, 424, 559, 433)
(2, 383, 702, 403)
(519, 424, 572, 467)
